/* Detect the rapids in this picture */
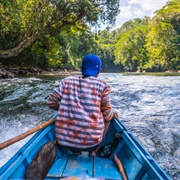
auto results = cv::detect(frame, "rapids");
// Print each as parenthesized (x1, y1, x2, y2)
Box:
(0, 74, 179, 179)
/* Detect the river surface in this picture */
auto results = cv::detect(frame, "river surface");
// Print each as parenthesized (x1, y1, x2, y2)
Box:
(0, 73, 179, 179)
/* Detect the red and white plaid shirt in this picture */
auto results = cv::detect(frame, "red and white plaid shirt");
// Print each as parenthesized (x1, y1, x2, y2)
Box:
(46, 75, 114, 149)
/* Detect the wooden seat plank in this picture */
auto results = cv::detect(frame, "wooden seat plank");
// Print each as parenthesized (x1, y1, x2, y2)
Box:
(47, 156, 69, 178)
(94, 157, 122, 179)
(63, 154, 93, 178)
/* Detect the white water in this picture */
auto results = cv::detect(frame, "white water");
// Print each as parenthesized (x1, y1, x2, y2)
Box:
(0, 74, 180, 179)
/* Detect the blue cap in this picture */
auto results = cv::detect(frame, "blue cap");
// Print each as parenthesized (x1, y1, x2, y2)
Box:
(82, 54, 102, 77)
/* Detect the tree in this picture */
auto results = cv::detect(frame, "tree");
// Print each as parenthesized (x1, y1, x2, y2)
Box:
(0, 0, 120, 59)
(30, 25, 100, 69)
(114, 18, 149, 72)
(145, 22, 178, 71)
(145, 0, 180, 71)
(154, 0, 180, 34)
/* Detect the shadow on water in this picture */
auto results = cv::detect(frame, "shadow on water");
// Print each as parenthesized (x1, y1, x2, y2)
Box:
(0, 74, 180, 179)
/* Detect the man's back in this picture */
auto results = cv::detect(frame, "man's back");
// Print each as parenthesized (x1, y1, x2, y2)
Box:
(47, 75, 114, 149)
(46, 54, 117, 151)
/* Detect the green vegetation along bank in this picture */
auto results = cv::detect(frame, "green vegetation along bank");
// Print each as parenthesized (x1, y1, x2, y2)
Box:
(0, 0, 180, 78)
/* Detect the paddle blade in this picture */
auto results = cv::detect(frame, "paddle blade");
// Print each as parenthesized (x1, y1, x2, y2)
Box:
(26, 141, 56, 179)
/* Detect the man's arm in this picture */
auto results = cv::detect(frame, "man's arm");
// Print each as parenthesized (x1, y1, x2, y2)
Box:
(46, 91, 61, 110)
(101, 85, 118, 121)
(46, 80, 64, 110)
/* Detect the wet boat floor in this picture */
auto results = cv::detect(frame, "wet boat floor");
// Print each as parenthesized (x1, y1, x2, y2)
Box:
(46, 153, 122, 179)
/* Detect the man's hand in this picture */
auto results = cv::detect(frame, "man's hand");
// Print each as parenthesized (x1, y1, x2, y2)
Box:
(113, 111, 118, 119)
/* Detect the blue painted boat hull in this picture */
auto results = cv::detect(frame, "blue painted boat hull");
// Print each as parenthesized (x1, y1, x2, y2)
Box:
(0, 118, 170, 180)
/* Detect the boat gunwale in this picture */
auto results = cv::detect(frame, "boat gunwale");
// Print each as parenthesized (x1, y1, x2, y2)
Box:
(112, 118, 170, 180)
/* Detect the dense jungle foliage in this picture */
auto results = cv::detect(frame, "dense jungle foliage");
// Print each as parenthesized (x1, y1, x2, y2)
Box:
(0, 0, 180, 72)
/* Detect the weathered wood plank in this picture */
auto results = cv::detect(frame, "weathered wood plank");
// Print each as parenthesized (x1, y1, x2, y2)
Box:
(63, 154, 93, 177)
(47, 156, 69, 178)
(94, 157, 122, 179)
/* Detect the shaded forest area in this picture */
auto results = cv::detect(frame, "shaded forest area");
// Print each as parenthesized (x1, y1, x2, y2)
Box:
(0, 0, 180, 78)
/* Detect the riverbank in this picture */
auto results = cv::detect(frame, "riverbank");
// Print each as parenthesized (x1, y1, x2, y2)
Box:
(123, 71, 180, 76)
(1, 65, 180, 79)
(0, 65, 80, 79)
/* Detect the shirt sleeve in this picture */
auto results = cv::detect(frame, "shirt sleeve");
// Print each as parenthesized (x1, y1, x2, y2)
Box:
(46, 81, 63, 110)
(101, 85, 114, 121)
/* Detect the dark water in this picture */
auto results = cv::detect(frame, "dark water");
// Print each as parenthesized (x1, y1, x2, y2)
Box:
(0, 74, 179, 179)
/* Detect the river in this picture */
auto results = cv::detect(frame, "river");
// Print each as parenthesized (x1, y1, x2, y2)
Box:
(0, 73, 179, 179)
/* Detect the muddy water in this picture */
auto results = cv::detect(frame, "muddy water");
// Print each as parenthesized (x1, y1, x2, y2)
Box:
(0, 74, 179, 179)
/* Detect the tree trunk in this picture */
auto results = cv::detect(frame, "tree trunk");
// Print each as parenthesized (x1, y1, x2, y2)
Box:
(0, 33, 40, 59)
(0, 10, 88, 60)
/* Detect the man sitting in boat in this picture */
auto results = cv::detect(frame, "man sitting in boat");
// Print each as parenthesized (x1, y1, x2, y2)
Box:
(46, 54, 118, 155)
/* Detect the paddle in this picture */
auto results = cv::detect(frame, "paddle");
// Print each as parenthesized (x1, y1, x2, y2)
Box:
(114, 154, 128, 180)
(26, 140, 57, 179)
(0, 118, 56, 150)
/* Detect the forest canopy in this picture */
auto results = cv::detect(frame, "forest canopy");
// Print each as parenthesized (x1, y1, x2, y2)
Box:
(0, 0, 180, 72)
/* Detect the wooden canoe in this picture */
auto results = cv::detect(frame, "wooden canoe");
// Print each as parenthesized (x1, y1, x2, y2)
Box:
(0, 118, 170, 180)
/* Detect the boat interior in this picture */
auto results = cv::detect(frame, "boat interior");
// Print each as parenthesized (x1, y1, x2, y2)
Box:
(0, 119, 170, 180)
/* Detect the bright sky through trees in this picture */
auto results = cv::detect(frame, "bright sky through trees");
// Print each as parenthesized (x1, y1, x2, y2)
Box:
(115, 0, 169, 28)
